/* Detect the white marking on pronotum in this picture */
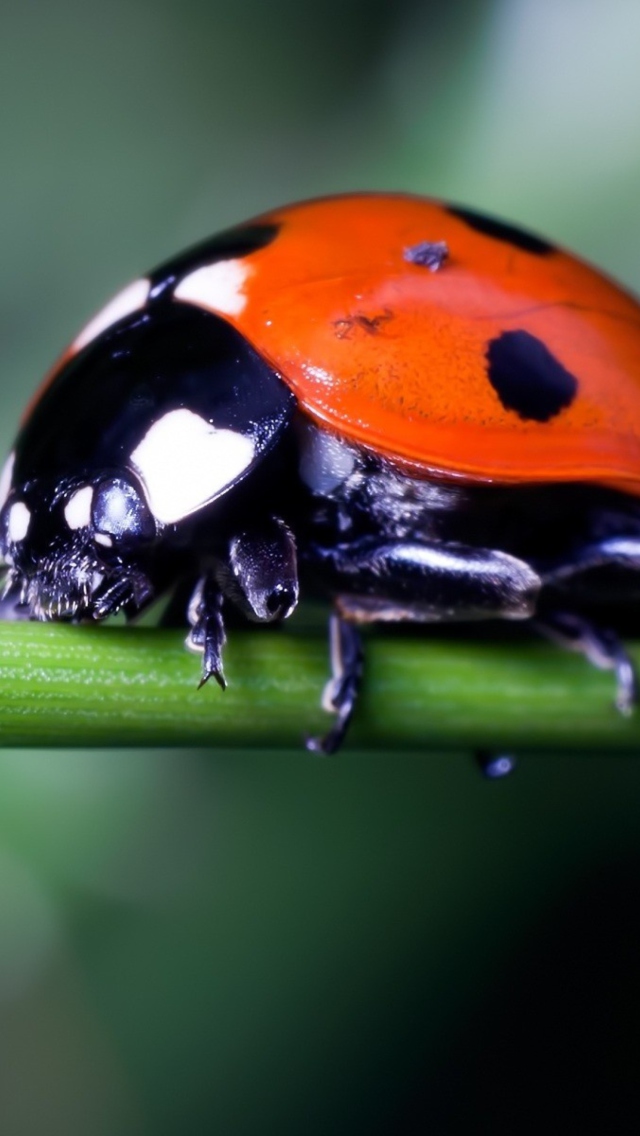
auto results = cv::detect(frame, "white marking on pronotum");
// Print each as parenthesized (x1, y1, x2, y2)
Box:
(64, 485, 94, 530)
(298, 421, 357, 495)
(0, 452, 14, 512)
(94, 532, 113, 548)
(173, 259, 252, 317)
(8, 501, 30, 543)
(73, 278, 151, 352)
(130, 408, 255, 525)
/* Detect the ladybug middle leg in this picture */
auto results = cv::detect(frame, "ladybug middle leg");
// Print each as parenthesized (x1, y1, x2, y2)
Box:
(308, 537, 541, 749)
(311, 538, 541, 622)
(186, 575, 227, 689)
(306, 613, 363, 755)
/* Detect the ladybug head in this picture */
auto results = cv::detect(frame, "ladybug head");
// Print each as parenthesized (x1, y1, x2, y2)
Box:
(0, 304, 294, 621)
(0, 467, 157, 619)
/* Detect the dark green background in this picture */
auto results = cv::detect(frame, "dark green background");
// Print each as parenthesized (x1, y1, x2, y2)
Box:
(1, 1, 640, 1131)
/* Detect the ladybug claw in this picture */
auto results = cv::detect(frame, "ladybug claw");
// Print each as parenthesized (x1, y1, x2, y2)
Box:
(186, 575, 227, 693)
(305, 732, 329, 756)
(197, 667, 226, 692)
(305, 728, 341, 757)
(306, 686, 355, 755)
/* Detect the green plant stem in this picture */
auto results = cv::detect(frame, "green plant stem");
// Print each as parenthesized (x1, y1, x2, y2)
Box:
(0, 622, 639, 750)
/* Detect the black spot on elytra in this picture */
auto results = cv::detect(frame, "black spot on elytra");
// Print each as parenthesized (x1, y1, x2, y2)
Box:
(149, 222, 280, 300)
(486, 330, 578, 422)
(448, 205, 555, 256)
(404, 240, 449, 271)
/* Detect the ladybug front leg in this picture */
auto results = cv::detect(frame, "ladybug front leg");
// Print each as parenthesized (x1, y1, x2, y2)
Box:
(186, 575, 227, 690)
(222, 518, 299, 624)
(185, 521, 299, 698)
(535, 611, 639, 716)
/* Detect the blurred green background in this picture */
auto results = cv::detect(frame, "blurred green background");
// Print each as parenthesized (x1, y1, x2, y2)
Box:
(2, 0, 640, 1132)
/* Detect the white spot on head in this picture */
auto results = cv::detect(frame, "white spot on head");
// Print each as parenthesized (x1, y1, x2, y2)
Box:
(73, 278, 151, 352)
(130, 408, 255, 524)
(173, 259, 252, 317)
(0, 453, 15, 512)
(8, 502, 30, 544)
(94, 531, 113, 548)
(298, 422, 357, 495)
(64, 485, 93, 530)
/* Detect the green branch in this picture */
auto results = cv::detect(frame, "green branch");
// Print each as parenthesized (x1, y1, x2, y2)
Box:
(0, 621, 639, 750)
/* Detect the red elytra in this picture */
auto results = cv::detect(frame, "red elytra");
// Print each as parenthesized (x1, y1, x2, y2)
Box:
(177, 192, 640, 495)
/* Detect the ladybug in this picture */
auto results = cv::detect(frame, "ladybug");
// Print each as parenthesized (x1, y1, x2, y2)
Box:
(2, 192, 640, 753)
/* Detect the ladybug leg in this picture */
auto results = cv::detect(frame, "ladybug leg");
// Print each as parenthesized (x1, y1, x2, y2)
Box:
(534, 611, 638, 716)
(305, 539, 540, 753)
(184, 522, 298, 693)
(306, 613, 363, 756)
(311, 538, 540, 621)
(223, 519, 299, 623)
(542, 536, 640, 583)
(186, 575, 227, 690)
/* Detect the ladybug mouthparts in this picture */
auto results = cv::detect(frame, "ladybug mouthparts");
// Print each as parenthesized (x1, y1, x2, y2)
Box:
(0, 551, 154, 621)
(0, 471, 158, 621)
(0, 523, 153, 622)
(0, 547, 153, 622)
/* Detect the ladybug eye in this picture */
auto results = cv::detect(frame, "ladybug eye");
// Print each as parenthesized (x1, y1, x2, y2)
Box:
(91, 477, 155, 546)
(0, 497, 30, 550)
